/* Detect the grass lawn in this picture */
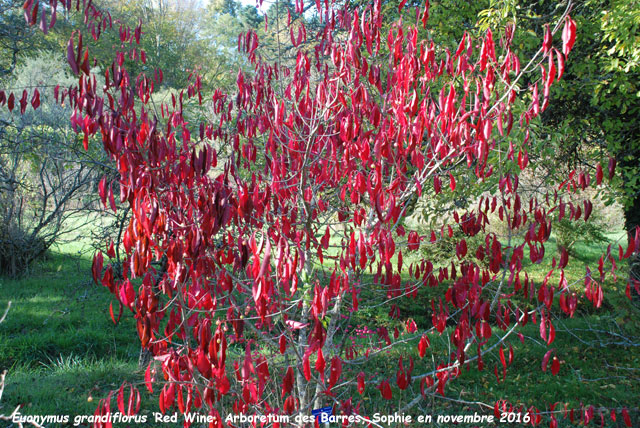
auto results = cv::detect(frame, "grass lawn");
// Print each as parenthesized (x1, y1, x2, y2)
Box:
(0, 239, 162, 425)
(0, 231, 638, 427)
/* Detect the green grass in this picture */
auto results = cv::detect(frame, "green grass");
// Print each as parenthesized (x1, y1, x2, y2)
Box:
(1, 229, 639, 427)
(449, 316, 640, 408)
(329, 230, 640, 426)
(0, 244, 160, 423)
(342, 312, 639, 427)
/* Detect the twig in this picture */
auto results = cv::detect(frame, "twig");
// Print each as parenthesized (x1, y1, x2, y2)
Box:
(0, 301, 10, 324)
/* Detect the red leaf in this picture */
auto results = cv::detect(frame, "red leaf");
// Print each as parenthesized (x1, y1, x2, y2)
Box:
(596, 163, 603, 185)
(80, 48, 90, 75)
(144, 364, 154, 393)
(583, 200, 593, 221)
(91, 252, 103, 284)
(39, 9, 48, 34)
(608, 157, 616, 179)
(258, 238, 271, 280)
(408, 231, 421, 250)
(108, 183, 117, 212)
(433, 176, 441, 194)
(622, 408, 631, 427)
(98, 177, 107, 207)
(49, 8, 56, 29)
(109, 301, 122, 325)
(532, 82, 539, 116)
(421, 1, 430, 28)
(379, 379, 392, 400)
(449, 172, 456, 191)
(285, 319, 308, 330)
(551, 356, 560, 375)
(547, 51, 556, 85)
(328, 356, 342, 389)
(31, 88, 40, 109)
(547, 320, 556, 345)
(109, 301, 116, 324)
(165, 383, 175, 409)
(418, 334, 430, 358)
(357, 372, 365, 394)
(556, 49, 565, 79)
(541, 349, 554, 372)
(542, 24, 552, 54)
(158, 389, 166, 414)
(303, 354, 311, 381)
(315, 348, 325, 378)
(482, 321, 492, 339)
(107, 240, 116, 258)
(562, 16, 577, 56)
(120, 279, 135, 310)
(19, 90, 28, 114)
(30, 1, 38, 25)
(67, 35, 79, 75)
(117, 383, 125, 414)
(405, 318, 417, 333)
(282, 367, 294, 398)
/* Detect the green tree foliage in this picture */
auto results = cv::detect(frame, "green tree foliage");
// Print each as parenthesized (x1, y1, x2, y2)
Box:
(477, 0, 640, 293)
(0, 0, 50, 79)
(88, 0, 209, 89)
(200, 0, 263, 89)
(596, 0, 640, 228)
(0, 54, 98, 276)
(479, 0, 639, 229)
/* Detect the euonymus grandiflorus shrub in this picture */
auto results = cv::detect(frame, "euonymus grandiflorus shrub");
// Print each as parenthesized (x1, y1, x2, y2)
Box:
(3, 0, 638, 426)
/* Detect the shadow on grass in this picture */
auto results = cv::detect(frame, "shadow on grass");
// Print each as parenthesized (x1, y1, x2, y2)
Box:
(3, 358, 150, 417)
(0, 247, 149, 424)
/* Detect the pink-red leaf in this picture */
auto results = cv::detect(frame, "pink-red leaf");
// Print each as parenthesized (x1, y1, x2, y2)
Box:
(67, 35, 79, 75)
(541, 349, 554, 372)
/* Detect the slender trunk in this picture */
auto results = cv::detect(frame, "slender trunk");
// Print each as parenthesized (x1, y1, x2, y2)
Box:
(311, 291, 344, 409)
(294, 252, 313, 422)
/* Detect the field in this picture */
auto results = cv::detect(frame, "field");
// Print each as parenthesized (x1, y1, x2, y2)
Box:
(1, 232, 639, 427)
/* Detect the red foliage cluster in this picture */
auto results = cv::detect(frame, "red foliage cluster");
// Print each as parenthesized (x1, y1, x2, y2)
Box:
(4, 0, 639, 426)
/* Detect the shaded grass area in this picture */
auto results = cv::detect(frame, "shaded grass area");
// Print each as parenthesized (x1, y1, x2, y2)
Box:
(344, 313, 640, 427)
(0, 243, 162, 424)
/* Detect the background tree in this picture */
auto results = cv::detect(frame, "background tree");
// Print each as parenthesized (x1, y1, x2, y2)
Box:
(478, 0, 640, 292)
(0, 53, 102, 276)
(0, 0, 262, 276)
(0, 0, 49, 78)
(200, 0, 263, 90)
